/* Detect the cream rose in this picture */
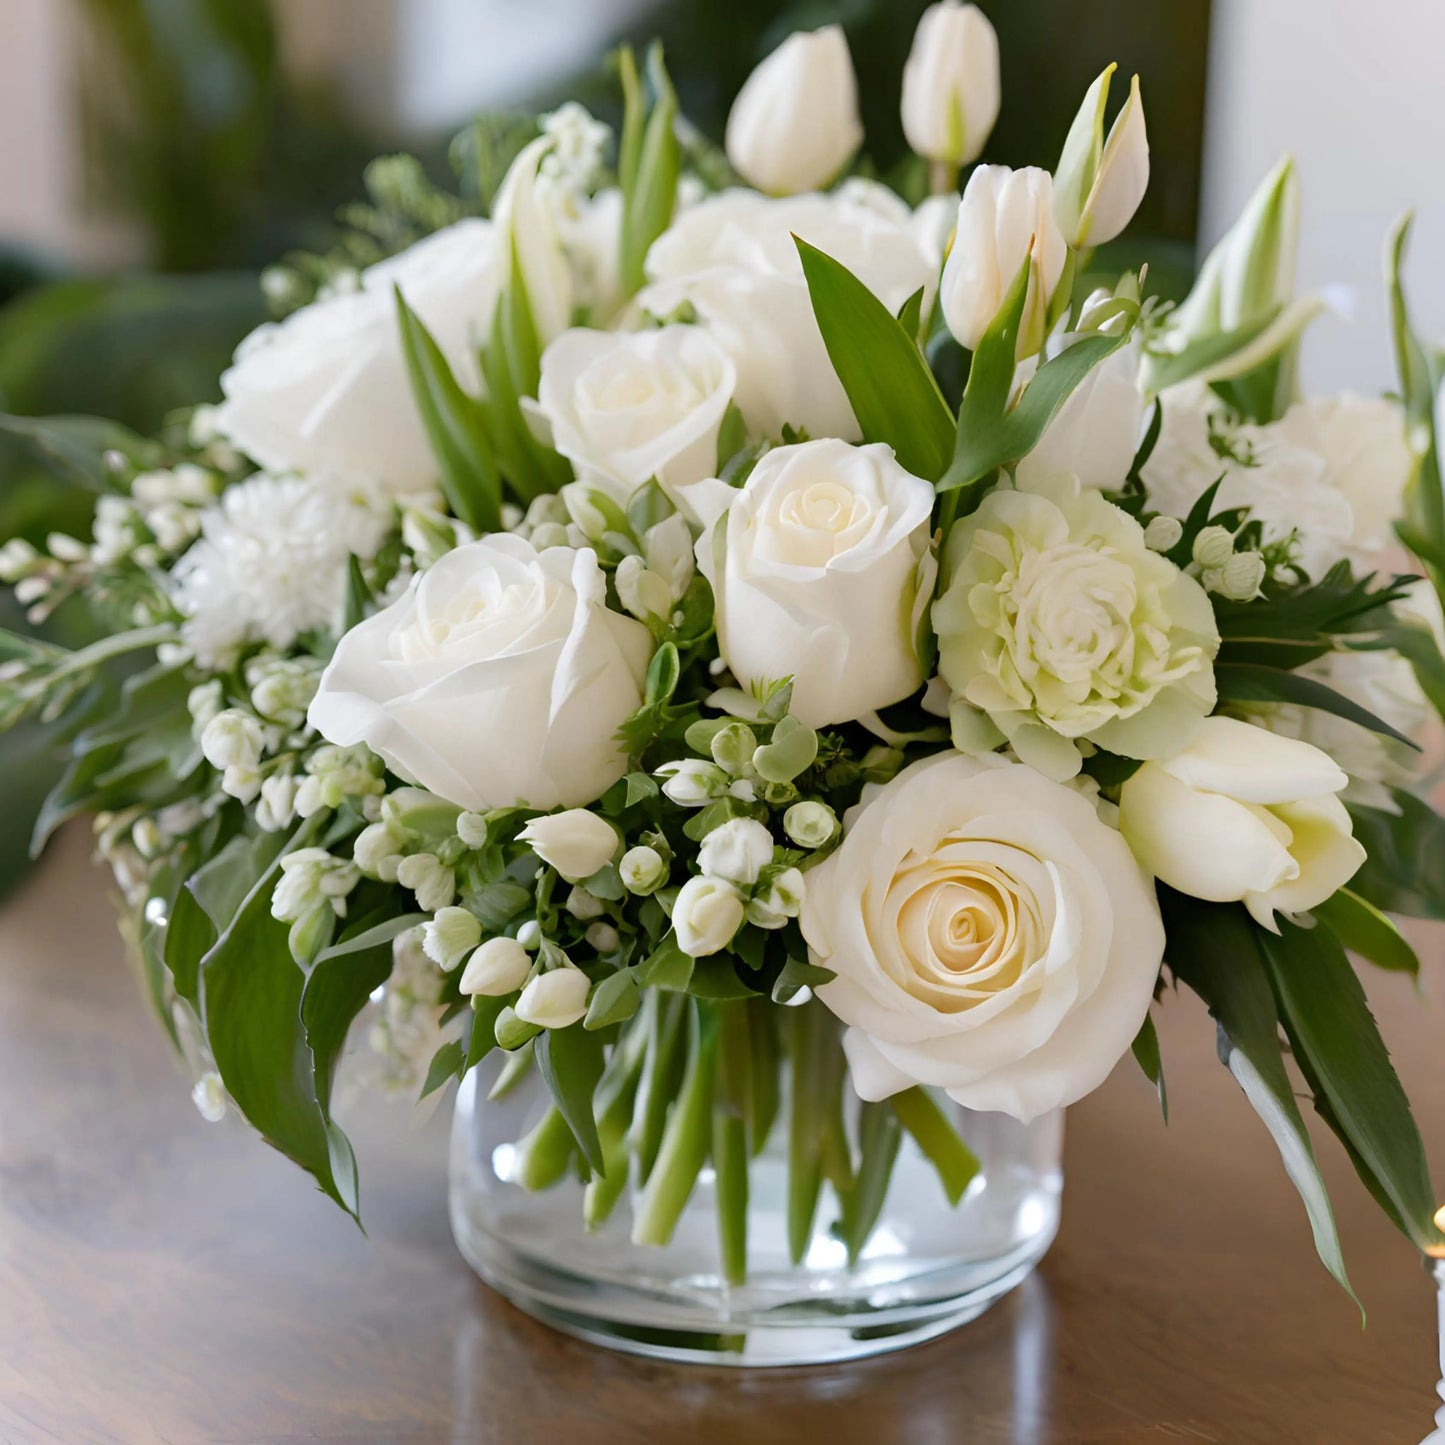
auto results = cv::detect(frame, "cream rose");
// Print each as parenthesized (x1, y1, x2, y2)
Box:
(933, 474, 1219, 779)
(803, 751, 1164, 1120)
(308, 536, 652, 812)
(217, 219, 501, 499)
(1118, 716, 1366, 929)
(534, 325, 736, 502)
(638, 190, 935, 440)
(687, 439, 937, 729)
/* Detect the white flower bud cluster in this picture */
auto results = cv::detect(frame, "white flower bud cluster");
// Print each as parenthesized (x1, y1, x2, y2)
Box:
(294, 743, 386, 818)
(200, 709, 267, 802)
(539, 102, 611, 196)
(271, 846, 361, 924)
(1187, 524, 1268, 602)
(615, 514, 696, 626)
(246, 656, 320, 727)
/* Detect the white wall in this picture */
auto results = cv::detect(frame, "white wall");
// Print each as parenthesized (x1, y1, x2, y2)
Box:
(1203, 0, 1445, 394)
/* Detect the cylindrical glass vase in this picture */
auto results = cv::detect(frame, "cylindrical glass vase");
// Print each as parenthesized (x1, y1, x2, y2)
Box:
(449, 1043, 1063, 1367)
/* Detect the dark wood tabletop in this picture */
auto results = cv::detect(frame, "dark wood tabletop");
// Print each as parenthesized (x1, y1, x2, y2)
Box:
(1, 824, 1441, 1445)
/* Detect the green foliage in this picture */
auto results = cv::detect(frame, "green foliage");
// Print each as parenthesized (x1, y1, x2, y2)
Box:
(1214, 662, 1419, 750)
(890, 1087, 980, 1206)
(1347, 791, 1445, 920)
(1130, 1012, 1168, 1122)
(795, 238, 954, 481)
(1312, 890, 1420, 978)
(618, 45, 682, 298)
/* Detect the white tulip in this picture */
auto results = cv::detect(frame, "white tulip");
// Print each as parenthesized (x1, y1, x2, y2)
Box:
(803, 752, 1164, 1120)
(422, 906, 482, 971)
(1118, 716, 1366, 930)
(941, 165, 1067, 359)
(620, 845, 669, 895)
(1053, 65, 1149, 248)
(672, 876, 747, 958)
(519, 810, 618, 882)
(493, 136, 574, 345)
(901, 2, 1001, 170)
(686, 439, 937, 729)
(460, 937, 534, 997)
(697, 818, 776, 887)
(535, 325, 736, 504)
(725, 26, 863, 196)
(217, 220, 501, 499)
(309, 537, 652, 813)
(515, 967, 592, 1029)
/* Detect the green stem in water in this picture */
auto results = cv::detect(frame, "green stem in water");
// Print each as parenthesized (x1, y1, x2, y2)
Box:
(745, 996, 779, 1158)
(787, 1002, 826, 1265)
(583, 1018, 649, 1230)
(712, 1001, 752, 1286)
(841, 1101, 902, 1266)
(891, 1087, 980, 1207)
(512, 1105, 574, 1191)
(630, 988, 687, 1185)
(632, 1001, 715, 1248)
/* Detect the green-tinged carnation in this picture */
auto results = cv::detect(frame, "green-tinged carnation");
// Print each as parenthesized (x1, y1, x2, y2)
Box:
(932, 475, 1219, 779)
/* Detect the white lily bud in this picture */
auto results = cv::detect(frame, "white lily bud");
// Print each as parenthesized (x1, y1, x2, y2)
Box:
(941, 165, 1067, 358)
(1192, 525, 1235, 570)
(697, 817, 775, 887)
(783, 800, 839, 849)
(1142, 514, 1183, 552)
(515, 966, 591, 1029)
(1221, 551, 1267, 601)
(1053, 65, 1149, 248)
(519, 810, 618, 881)
(493, 135, 573, 345)
(747, 866, 806, 930)
(585, 921, 621, 954)
(396, 852, 456, 912)
(422, 906, 482, 971)
(565, 886, 607, 921)
(615, 555, 676, 622)
(901, 2, 1001, 169)
(672, 875, 746, 958)
(725, 25, 863, 196)
(460, 936, 533, 997)
(656, 759, 729, 807)
(620, 844, 669, 895)
(200, 709, 263, 773)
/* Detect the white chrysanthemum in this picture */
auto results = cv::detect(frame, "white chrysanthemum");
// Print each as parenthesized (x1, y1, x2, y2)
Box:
(173, 475, 389, 667)
(933, 474, 1219, 779)
(1141, 383, 1354, 575)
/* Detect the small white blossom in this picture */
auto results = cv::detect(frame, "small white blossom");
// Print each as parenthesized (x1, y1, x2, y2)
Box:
(460, 937, 533, 996)
(0, 538, 39, 581)
(272, 847, 360, 923)
(518, 810, 617, 881)
(247, 656, 319, 726)
(354, 820, 407, 880)
(456, 812, 490, 849)
(192, 1072, 227, 1123)
(1220, 551, 1266, 601)
(620, 845, 669, 895)
(422, 906, 482, 970)
(585, 922, 621, 954)
(1191, 525, 1235, 570)
(540, 102, 611, 193)
(657, 759, 729, 807)
(396, 851, 456, 912)
(697, 818, 775, 886)
(1142, 514, 1183, 552)
(747, 866, 806, 929)
(673, 876, 746, 958)
(294, 744, 385, 817)
(565, 886, 606, 921)
(256, 773, 299, 832)
(783, 800, 839, 849)
(201, 710, 263, 772)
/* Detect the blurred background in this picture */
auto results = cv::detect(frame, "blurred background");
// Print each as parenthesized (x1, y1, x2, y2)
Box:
(0, 0, 1441, 893)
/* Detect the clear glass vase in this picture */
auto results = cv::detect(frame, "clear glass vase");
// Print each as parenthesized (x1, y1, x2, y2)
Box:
(448, 1039, 1064, 1366)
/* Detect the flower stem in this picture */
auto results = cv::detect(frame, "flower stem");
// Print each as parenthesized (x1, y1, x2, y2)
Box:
(841, 1101, 902, 1265)
(632, 1001, 715, 1248)
(712, 1001, 751, 1285)
(786, 1002, 826, 1265)
(583, 1018, 649, 1229)
(512, 1105, 574, 1191)
(629, 989, 687, 1185)
(745, 997, 779, 1157)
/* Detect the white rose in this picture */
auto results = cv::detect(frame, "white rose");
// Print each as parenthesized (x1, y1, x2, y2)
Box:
(460, 936, 533, 997)
(803, 752, 1164, 1120)
(515, 967, 591, 1029)
(639, 191, 935, 440)
(1118, 716, 1366, 929)
(901, 2, 1001, 168)
(697, 818, 775, 887)
(940, 165, 1067, 358)
(672, 875, 746, 958)
(687, 439, 937, 729)
(519, 810, 618, 881)
(217, 220, 500, 497)
(933, 473, 1219, 778)
(724, 26, 862, 196)
(308, 536, 652, 812)
(1014, 342, 1147, 491)
(534, 325, 736, 502)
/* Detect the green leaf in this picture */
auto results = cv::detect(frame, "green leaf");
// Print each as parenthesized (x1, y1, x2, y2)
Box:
(1214, 662, 1420, 750)
(638, 930, 694, 991)
(939, 258, 1129, 499)
(645, 640, 680, 705)
(342, 556, 372, 635)
(770, 954, 834, 1005)
(394, 286, 500, 532)
(535, 1024, 607, 1175)
(0, 412, 161, 491)
(840, 1100, 902, 1264)
(1161, 890, 1355, 1304)
(1130, 1012, 1168, 1122)
(199, 822, 358, 1217)
(1347, 790, 1445, 919)
(619, 43, 681, 297)
(420, 1039, 466, 1099)
(795, 237, 954, 481)
(1312, 889, 1420, 977)
(1260, 916, 1442, 1254)
(585, 969, 640, 1029)
(751, 715, 817, 784)
(1357, 613, 1445, 723)
(466, 994, 509, 1072)
(890, 1087, 980, 1206)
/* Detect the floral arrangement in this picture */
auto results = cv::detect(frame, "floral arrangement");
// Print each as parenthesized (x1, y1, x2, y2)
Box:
(3, 4, 1442, 1297)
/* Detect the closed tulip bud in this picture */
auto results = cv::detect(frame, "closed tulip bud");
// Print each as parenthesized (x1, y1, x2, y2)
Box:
(460, 936, 534, 997)
(515, 966, 592, 1029)
(901, 2, 1001, 173)
(1053, 65, 1149, 249)
(672, 875, 746, 958)
(941, 164, 1067, 358)
(422, 906, 482, 971)
(620, 844, 669, 895)
(493, 135, 573, 345)
(519, 810, 618, 882)
(697, 818, 775, 887)
(725, 26, 863, 196)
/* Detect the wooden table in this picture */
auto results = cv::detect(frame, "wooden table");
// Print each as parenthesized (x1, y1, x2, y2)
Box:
(0, 826, 1441, 1444)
